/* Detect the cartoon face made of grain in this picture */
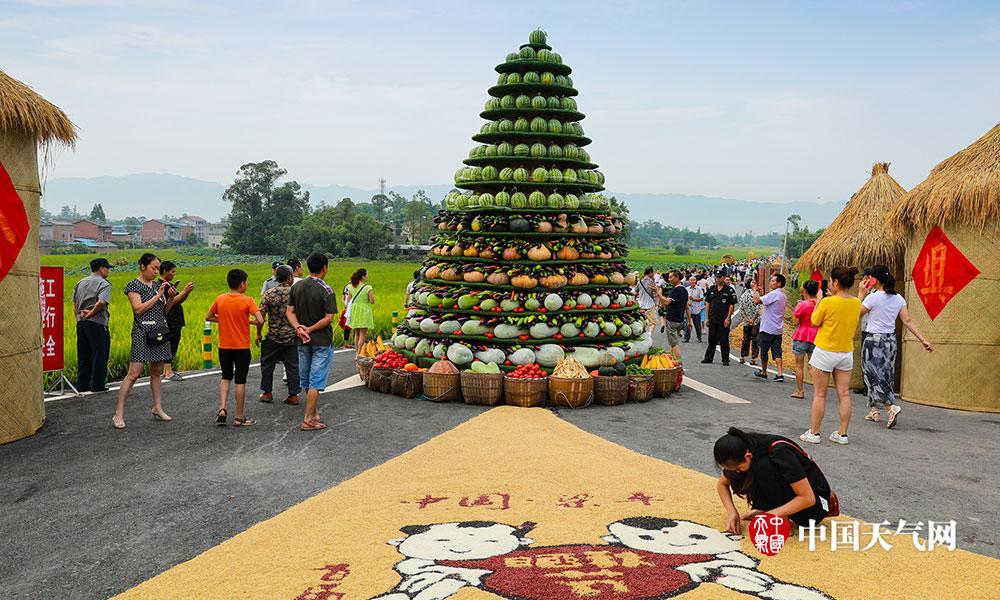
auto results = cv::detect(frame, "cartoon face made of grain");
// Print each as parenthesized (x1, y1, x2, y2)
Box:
(603, 516, 741, 555)
(389, 521, 535, 561)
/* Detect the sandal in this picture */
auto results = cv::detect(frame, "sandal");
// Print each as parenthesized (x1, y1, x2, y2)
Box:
(790, 392, 804, 399)
(864, 410, 880, 422)
(300, 419, 327, 431)
(233, 416, 257, 427)
(216, 408, 227, 426)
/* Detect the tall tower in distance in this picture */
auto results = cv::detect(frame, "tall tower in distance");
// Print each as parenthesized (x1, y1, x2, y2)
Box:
(379, 178, 388, 196)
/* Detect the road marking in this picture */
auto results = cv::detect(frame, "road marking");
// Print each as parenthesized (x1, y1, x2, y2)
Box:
(323, 374, 364, 393)
(728, 353, 796, 379)
(44, 349, 355, 403)
(681, 374, 752, 404)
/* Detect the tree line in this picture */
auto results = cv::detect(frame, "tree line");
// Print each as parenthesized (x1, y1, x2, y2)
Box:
(222, 160, 438, 259)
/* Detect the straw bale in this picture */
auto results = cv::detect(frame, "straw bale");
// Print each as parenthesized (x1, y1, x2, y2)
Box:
(889, 122, 1000, 232)
(0, 70, 76, 146)
(795, 162, 907, 272)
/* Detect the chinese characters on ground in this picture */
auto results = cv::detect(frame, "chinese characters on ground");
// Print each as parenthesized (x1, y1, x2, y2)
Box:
(400, 491, 663, 511)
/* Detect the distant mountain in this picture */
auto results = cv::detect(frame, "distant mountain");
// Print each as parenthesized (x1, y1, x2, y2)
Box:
(42, 173, 841, 235)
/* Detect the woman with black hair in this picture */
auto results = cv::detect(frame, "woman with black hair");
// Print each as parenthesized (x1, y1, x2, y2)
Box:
(858, 265, 933, 428)
(715, 427, 834, 533)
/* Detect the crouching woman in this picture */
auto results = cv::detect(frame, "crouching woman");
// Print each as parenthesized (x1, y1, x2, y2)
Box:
(714, 427, 835, 533)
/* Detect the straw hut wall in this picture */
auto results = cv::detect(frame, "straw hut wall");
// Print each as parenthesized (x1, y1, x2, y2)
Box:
(795, 162, 908, 391)
(0, 70, 76, 444)
(887, 123, 999, 412)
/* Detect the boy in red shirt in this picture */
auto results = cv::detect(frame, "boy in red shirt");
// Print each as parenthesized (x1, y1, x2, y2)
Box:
(207, 269, 263, 426)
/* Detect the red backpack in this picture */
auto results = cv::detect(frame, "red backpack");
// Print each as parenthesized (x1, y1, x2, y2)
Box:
(769, 439, 840, 517)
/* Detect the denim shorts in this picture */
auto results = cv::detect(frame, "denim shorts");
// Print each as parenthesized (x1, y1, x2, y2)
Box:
(792, 340, 815, 355)
(297, 344, 333, 390)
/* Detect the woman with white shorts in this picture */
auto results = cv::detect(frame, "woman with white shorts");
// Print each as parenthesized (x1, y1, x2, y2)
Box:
(801, 266, 862, 445)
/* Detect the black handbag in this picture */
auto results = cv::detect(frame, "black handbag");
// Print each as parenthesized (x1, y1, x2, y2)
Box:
(143, 323, 171, 345)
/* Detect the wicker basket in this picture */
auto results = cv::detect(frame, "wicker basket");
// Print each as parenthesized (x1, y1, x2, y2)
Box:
(504, 377, 548, 407)
(368, 366, 394, 394)
(653, 368, 680, 398)
(356, 356, 374, 384)
(460, 371, 504, 406)
(628, 375, 654, 402)
(421, 371, 462, 403)
(594, 376, 628, 406)
(548, 376, 594, 408)
(391, 369, 423, 399)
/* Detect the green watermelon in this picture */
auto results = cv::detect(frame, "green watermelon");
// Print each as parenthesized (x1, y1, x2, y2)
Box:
(531, 95, 546, 109)
(495, 190, 511, 206)
(513, 143, 530, 156)
(515, 94, 531, 108)
(469, 166, 483, 180)
(548, 168, 563, 183)
(561, 97, 576, 110)
(563, 143, 578, 159)
(530, 142, 547, 157)
(484, 144, 498, 156)
(479, 122, 491, 134)
(564, 193, 579, 209)
(555, 75, 568, 87)
(468, 145, 481, 158)
(537, 49, 552, 62)
(547, 192, 565, 208)
(514, 117, 530, 132)
(573, 123, 584, 136)
(588, 171, 600, 185)
(506, 52, 520, 62)
(497, 74, 506, 85)
(506, 72, 522, 84)
(548, 144, 563, 158)
(479, 192, 495, 207)
(595, 171, 605, 185)
(547, 119, 563, 134)
(562, 169, 577, 183)
(529, 29, 547, 44)
(523, 71, 540, 84)
(531, 167, 548, 182)
(454, 168, 465, 183)
(566, 76, 574, 87)
(497, 119, 513, 132)
(486, 97, 500, 110)
(500, 95, 515, 109)
(528, 190, 546, 207)
(467, 194, 480, 208)
(540, 72, 555, 85)
(481, 166, 498, 180)
(462, 167, 476, 180)
(530, 117, 547, 132)
(513, 167, 529, 182)
(519, 46, 536, 60)
(547, 96, 561, 109)
(485, 121, 499, 133)
(511, 192, 528, 208)
(578, 148, 590, 162)
(551, 52, 563, 65)
(498, 167, 514, 181)
(497, 142, 513, 156)
(576, 168, 588, 181)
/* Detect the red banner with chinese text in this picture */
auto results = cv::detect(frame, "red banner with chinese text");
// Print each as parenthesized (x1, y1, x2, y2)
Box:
(40, 266, 64, 371)
(912, 226, 980, 320)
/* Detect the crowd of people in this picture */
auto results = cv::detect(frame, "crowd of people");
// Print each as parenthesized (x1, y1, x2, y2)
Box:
(633, 259, 935, 528)
(71, 252, 379, 432)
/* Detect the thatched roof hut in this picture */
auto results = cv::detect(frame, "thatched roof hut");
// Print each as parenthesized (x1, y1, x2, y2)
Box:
(0, 70, 76, 146)
(887, 123, 999, 412)
(796, 162, 907, 273)
(0, 70, 75, 445)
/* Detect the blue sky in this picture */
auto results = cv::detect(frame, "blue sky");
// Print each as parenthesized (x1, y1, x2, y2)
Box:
(3, 0, 999, 203)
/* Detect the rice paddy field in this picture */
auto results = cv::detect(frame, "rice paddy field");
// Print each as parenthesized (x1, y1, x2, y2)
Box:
(44, 246, 775, 383)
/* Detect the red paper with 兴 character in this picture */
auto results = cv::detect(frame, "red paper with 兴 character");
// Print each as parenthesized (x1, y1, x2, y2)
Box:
(0, 161, 30, 285)
(911, 226, 980, 320)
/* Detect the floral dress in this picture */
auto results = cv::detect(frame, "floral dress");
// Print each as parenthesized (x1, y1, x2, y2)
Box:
(124, 278, 172, 363)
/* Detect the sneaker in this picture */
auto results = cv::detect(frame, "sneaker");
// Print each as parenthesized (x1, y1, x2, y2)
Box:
(774, 375, 784, 383)
(800, 430, 821, 444)
(753, 370, 767, 380)
(887, 405, 902, 429)
(829, 431, 849, 445)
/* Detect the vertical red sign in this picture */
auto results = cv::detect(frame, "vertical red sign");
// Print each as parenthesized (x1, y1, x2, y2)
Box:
(40, 266, 64, 371)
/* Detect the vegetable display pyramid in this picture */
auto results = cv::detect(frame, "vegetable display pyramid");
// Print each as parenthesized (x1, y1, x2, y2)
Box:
(392, 29, 653, 371)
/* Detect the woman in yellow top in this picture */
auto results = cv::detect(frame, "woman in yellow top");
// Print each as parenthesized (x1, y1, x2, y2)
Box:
(801, 266, 862, 446)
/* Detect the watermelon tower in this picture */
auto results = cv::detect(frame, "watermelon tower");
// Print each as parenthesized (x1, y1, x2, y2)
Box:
(392, 29, 652, 372)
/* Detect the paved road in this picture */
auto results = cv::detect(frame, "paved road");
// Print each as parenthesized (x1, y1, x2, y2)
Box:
(2, 338, 997, 598)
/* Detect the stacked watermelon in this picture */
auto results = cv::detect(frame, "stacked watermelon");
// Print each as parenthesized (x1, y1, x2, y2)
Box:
(391, 30, 652, 374)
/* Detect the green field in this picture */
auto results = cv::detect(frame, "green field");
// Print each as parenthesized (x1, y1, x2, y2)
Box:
(44, 246, 774, 383)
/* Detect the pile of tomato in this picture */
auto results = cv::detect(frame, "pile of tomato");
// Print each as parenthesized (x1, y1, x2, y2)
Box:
(506, 363, 549, 379)
(374, 350, 408, 369)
